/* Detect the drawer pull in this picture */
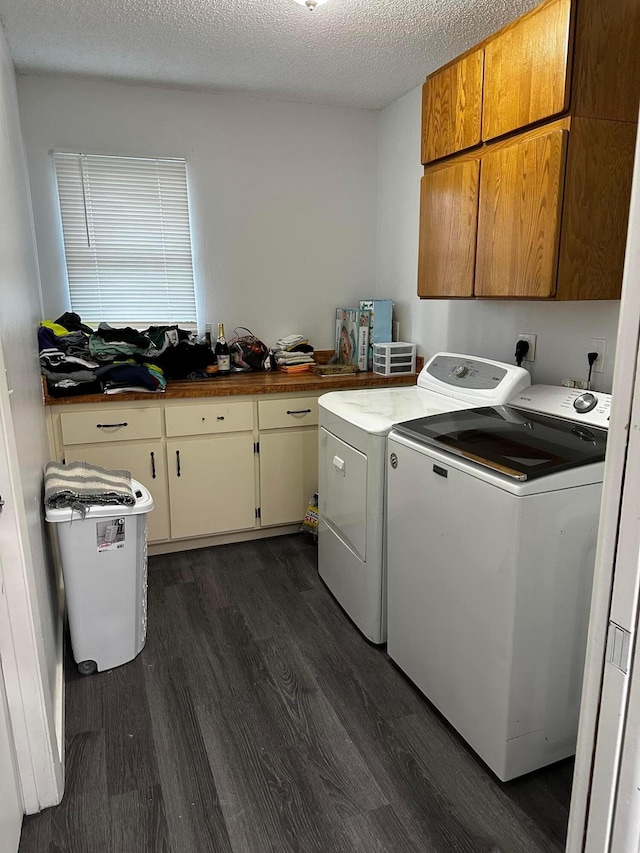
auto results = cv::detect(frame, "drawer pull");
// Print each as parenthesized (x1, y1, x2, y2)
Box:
(217, 416, 225, 421)
(96, 422, 128, 429)
(287, 409, 312, 415)
(150, 451, 156, 479)
(176, 449, 181, 477)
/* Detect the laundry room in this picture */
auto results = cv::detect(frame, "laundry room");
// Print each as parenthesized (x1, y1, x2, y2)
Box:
(0, 0, 639, 851)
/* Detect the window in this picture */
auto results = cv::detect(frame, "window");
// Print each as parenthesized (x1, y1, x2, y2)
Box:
(53, 153, 197, 326)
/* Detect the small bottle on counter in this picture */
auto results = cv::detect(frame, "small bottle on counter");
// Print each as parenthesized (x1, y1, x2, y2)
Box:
(204, 323, 213, 350)
(215, 323, 231, 375)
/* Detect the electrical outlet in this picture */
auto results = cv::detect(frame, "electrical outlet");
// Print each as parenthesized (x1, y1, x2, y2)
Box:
(588, 338, 606, 374)
(517, 333, 537, 362)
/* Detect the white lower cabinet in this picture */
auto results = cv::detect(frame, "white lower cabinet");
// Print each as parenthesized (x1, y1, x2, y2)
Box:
(52, 391, 322, 548)
(166, 434, 256, 539)
(259, 430, 318, 527)
(64, 439, 170, 542)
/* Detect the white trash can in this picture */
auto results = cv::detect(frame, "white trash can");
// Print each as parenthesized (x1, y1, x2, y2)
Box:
(45, 479, 154, 675)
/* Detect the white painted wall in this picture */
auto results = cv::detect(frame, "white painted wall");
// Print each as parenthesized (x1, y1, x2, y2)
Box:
(16, 75, 379, 350)
(376, 85, 621, 393)
(0, 24, 63, 809)
(14, 73, 624, 390)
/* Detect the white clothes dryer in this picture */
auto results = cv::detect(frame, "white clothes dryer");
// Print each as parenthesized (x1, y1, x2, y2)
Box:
(318, 353, 531, 643)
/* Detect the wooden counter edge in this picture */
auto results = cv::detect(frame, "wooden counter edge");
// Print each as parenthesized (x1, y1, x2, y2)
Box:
(42, 356, 425, 406)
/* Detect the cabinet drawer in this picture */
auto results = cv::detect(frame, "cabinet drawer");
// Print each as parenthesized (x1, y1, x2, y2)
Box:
(165, 401, 253, 437)
(258, 397, 318, 430)
(61, 407, 162, 446)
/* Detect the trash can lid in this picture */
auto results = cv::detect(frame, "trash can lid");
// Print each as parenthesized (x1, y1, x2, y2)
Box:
(45, 478, 154, 522)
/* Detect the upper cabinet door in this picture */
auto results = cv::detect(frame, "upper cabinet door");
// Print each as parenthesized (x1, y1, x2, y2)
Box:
(475, 128, 567, 298)
(418, 158, 480, 298)
(422, 50, 484, 164)
(482, 0, 573, 142)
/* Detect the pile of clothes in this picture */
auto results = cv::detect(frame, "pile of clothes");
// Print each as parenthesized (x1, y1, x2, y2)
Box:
(272, 334, 316, 373)
(39, 313, 217, 398)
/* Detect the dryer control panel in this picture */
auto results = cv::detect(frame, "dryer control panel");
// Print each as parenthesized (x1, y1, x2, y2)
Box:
(418, 353, 531, 405)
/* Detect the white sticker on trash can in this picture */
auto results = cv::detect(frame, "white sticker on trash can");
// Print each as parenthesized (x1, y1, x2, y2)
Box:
(97, 518, 125, 552)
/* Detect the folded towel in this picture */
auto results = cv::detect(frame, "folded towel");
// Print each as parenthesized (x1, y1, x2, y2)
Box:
(275, 335, 308, 351)
(278, 363, 312, 373)
(44, 461, 135, 514)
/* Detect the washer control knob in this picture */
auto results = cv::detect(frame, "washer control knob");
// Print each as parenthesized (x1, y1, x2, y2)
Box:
(574, 392, 598, 413)
(454, 365, 468, 378)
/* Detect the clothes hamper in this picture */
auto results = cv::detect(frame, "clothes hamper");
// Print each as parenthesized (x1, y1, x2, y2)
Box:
(45, 479, 153, 675)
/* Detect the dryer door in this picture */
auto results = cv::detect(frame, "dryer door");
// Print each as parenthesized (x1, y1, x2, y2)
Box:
(319, 428, 368, 561)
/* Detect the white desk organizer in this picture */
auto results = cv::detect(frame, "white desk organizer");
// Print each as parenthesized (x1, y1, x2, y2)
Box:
(372, 342, 417, 375)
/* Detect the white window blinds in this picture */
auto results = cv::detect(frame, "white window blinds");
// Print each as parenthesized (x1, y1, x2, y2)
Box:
(53, 153, 197, 325)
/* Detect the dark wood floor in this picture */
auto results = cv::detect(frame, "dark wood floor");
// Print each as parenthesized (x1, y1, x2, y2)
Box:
(19, 533, 573, 853)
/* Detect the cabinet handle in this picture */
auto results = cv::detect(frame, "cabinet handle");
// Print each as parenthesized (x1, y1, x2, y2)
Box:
(176, 449, 181, 477)
(286, 409, 312, 415)
(150, 451, 156, 479)
(217, 416, 225, 421)
(96, 422, 128, 429)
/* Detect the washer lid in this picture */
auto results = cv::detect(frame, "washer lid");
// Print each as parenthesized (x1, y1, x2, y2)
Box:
(393, 406, 608, 481)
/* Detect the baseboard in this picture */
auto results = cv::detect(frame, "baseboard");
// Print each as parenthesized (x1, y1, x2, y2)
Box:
(148, 523, 302, 555)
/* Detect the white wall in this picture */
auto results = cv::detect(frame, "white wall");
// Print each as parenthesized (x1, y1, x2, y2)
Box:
(376, 85, 621, 393)
(0, 24, 63, 808)
(16, 75, 379, 350)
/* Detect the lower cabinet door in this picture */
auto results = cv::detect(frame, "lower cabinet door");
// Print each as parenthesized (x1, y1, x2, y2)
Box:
(167, 434, 256, 539)
(63, 440, 170, 542)
(259, 428, 318, 527)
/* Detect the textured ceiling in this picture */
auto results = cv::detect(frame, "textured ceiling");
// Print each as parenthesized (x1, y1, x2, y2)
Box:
(0, 0, 540, 110)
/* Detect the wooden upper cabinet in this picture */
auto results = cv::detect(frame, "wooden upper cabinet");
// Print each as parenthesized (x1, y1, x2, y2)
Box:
(571, 0, 640, 124)
(422, 50, 484, 164)
(417, 158, 480, 298)
(475, 127, 567, 298)
(556, 118, 637, 300)
(482, 0, 573, 142)
(416, 0, 639, 302)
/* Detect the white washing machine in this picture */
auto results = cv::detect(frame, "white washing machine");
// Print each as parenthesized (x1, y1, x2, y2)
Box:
(386, 385, 611, 781)
(318, 353, 531, 643)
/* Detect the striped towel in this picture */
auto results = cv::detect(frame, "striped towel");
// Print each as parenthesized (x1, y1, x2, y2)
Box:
(44, 461, 135, 514)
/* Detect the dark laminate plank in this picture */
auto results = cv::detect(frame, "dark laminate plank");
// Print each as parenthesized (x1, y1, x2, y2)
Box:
(496, 758, 573, 850)
(342, 804, 437, 853)
(109, 784, 172, 853)
(252, 636, 389, 820)
(300, 583, 428, 720)
(143, 657, 233, 853)
(48, 791, 111, 853)
(102, 655, 160, 797)
(159, 579, 270, 708)
(251, 554, 481, 850)
(18, 811, 52, 852)
(19, 534, 572, 853)
(393, 712, 560, 853)
(151, 549, 196, 587)
(195, 692, 354, 853)
(64, 648, 107, 739)
(64, 729, 108, 802)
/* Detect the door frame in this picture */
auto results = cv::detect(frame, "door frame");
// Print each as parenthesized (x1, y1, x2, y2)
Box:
(0, 337, 64, 813)
(566, 110, 640, 852)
